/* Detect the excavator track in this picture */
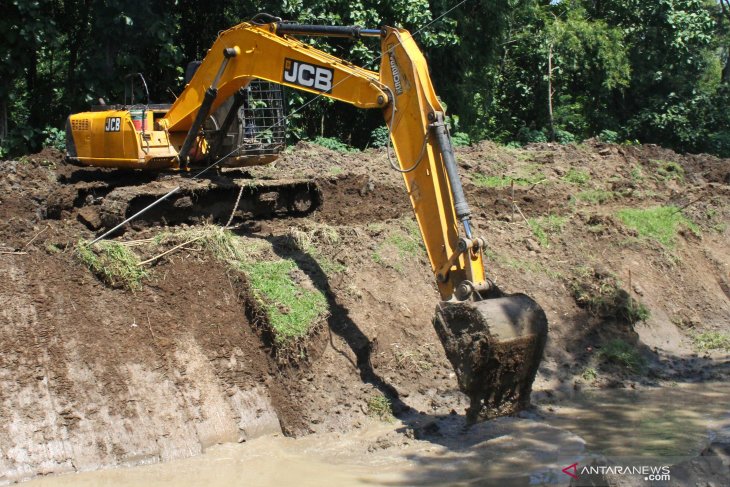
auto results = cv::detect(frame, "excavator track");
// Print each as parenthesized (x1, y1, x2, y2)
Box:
(52, 170, 321, 233)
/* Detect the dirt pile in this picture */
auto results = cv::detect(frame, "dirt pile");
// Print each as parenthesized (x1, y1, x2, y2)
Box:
(0, 140, 728, 482)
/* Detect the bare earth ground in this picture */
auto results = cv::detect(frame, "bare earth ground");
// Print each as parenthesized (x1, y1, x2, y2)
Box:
(0, 140, 728, 485)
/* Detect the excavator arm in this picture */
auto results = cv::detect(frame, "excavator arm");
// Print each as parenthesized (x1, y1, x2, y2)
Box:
(66, 20, 547, 421)
(156, 22, 485, 301)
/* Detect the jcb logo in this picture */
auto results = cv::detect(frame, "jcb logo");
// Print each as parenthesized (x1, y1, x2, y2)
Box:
(105, 117, 121, 132)
(283, 59, 333, 93)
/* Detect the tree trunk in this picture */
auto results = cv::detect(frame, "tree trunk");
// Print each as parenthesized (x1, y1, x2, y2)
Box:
(0, 98, 7, 143)
(722, 48, 730, 85)
(547, 43, 555, 142)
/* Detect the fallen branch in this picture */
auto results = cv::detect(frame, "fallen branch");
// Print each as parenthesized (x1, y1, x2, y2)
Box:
(138, 236, 204, 266)
(22, 225, 49, 250)
(512, 202, 531, 226)
(120, 238, 157, 247)
(672, 193, 708, 214)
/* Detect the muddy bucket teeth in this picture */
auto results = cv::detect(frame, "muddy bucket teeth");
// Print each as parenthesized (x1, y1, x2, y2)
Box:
(433, 291, 548, 422)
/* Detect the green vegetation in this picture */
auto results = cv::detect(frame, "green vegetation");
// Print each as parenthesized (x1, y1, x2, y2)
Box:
(451, 131, 472, 147)
(389, 219, 423, 257)
(705, 206, 728, 234)
(371, 219, 424, 271)
(572, 273, 650, 324)
(600, 339, 646, 372)
(485, 249, 562, 279)
(288, 224, 346, 274)
(576, 189, 614, 204)
(391, 343, 434, 372)
(528, 214, 567, 247)
(241, 259, 328, 344)
(312, 137, 357, 153)
(652, 160, 685, 182)
(581, 367, 598, 381)
(367, 393, 394, 422)
(369, 125, 390, 148)
(630, 165, 644, 183)
(617, 206, 700, 247)
(472, 171, 546, 188)
(691, 331, 730, 352)
(627, 299, 651, 324)
(76, 240, 148, 291)
(154, 225, 328, 345)
(45, 243, 61, 254)
(562, 168, 591, 185)
(4, 1, 730, 157)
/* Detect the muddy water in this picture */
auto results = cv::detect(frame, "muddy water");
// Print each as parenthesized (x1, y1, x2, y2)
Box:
(544, 382, 730, 461)
(24, 382, 730, 487)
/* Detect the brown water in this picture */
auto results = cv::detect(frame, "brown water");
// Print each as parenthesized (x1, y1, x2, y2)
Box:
(544, 382, 730, 460)
(24, 382, 730, 487)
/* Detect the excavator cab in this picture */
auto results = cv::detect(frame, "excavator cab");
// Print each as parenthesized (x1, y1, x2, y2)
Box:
(205, 79, 286, 167)
(66, 18, 548, 421)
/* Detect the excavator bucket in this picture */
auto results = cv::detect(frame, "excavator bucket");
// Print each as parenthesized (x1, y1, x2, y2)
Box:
(433, 289, 548, 422)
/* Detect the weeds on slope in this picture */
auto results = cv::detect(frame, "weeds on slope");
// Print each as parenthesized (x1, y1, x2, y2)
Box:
(158, 225, 329, 346)
(600, 339, 646, 373)
(617, 206, 699, 248)
(76, 240, 148, 291)
(692, 331, 730, 352)
(528, 214, 567, 247)
(80, 225, 329, 346)
(367, 393, 394, 422)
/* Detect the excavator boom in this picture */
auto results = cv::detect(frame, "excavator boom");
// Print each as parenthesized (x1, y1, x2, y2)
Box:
(66, 20, 548, 420)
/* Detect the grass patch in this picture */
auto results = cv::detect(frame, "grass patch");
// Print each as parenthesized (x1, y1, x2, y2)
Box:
(240, 259, 328, 344)
(651, 159, 684, 182)
(562, 168, 590, 185)
(528, 214, 567, 247)
(600, 339, 646, 372)
(581, 367, 598, 381)
(472, 172, 545, 188)
(391, 343, 434, 372)
(576, 189, 615, 204)
(367, 393, 394, 422)
(617, 206, 700, 247)
(691, 331, 730, 352)
(156, 225, 328, 345)
(572, 273, 650, 324)
(76, 240, 148, 291)
(288, 224, 345, 274)
(388, 219, 423, 257)
(630, 165, 644, 182)
(371, 219, 424, 270)
(153, 224, 261, 263)
(485, 249, 562, 279)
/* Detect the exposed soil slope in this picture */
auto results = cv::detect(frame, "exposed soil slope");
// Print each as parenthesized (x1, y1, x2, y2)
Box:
(0, 140, 728, 483)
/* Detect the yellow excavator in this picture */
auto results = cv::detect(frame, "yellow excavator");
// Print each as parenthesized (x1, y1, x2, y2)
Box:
(65, 17, 548, 421)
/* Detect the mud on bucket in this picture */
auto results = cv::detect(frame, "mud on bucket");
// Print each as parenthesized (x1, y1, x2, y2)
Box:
(433, 292, 548, 423)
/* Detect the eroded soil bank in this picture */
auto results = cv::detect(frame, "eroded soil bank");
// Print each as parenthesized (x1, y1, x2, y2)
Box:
(0, 140, 728, 484)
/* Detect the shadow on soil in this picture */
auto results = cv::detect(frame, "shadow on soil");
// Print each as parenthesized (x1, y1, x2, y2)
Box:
(242, 230, 729, 486)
